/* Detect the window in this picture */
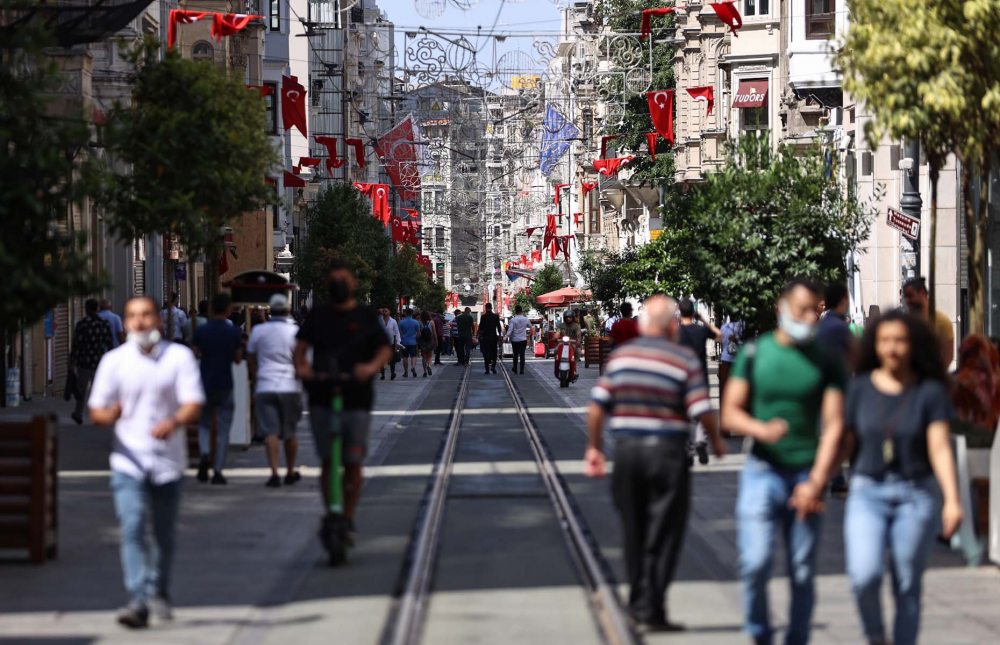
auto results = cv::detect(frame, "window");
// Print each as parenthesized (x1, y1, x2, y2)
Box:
(263, 83, 278, 134)
(436, 227, 445, 249)
(806, 0, 835, 39)
(191, 41, 214, 62)
(312, 79, 322, 108)
(744, 0, 770, 16)
(741, 106, 768, 132)
(269, 0, 280, 32)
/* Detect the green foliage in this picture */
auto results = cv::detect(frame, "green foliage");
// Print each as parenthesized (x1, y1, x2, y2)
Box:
(599, 0, 676, 182)
(296, 185, 393, 304)
(512, 290, 532, 316)
(618, 133, 877, 334)
(101, 40, 280, 267)
(0, 17, 107, 333)
(837, 0, 1000, 332)
(390, 244, 430, 305)
(527, 264, 566, 314)
(579, 249, 633, 318)
(418, 277, 448, 313)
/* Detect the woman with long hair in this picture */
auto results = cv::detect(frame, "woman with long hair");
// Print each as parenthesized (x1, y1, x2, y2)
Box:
(952, 333, 1000, 439)
(842, 310, 962, 645)
(417, 310, 438, 377)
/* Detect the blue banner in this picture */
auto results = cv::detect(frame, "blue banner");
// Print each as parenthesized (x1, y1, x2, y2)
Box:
(539, 105, 580, 177)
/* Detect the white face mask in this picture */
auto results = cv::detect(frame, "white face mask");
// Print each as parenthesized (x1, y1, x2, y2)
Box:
(777, 300, 816, 344)
(127, 328, 161, 350)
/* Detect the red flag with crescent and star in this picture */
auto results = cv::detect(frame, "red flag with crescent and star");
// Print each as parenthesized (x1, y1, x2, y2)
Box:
(710, 2, 743, 37)
(212, 13, 260, 41)
(281, 76, 307, 138)
(640, 7, 676, 41)
(687, 86, 715, 116)
(353, 183, 390, 225)
(167, 10, 208, 49)
(554, 183, 570, 206)
(647, 90, 674, 145)
(646, 133, 659, 161)
(345, 138, 365, 168)
(315, 136, 344, 173)
(543, 214, 558, 250)
(593, 157, 634, 178)
(581, 182, 596, 199)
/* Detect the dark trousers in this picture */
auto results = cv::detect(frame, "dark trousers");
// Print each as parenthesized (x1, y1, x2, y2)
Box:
(380, 353, 397, 378)
(511, 340, 527, 371)
(480, 336, 498, 369)
(456, 336, 471, 365)
(434, 338, 443, 364)
(612, 435, 691, 624)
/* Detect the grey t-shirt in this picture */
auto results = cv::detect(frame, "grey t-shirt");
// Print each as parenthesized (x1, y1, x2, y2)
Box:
(845, 373, 953, 479)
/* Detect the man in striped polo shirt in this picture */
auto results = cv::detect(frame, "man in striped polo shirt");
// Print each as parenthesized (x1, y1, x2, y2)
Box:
(584, 296, 726, 632)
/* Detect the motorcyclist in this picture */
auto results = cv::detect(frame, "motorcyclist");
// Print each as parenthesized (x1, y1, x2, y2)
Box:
(557, 310, 582, 381)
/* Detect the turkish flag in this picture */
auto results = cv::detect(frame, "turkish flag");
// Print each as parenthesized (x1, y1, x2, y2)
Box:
(402, 208, 420, 220)
(281, 76, 307, 138)
(646, 133, 659, 161)
(247, 84, 274, 98)
(526, 227, 539, 237)
(315, 136, 344, 173)
(521, 254, 528, 265)
(647, 90, 674, 145)
(561, 235, 573, 259)
(212, 13, 260, 41)
(543, 214, 557, 250)
(375, 115, 420, 201)
(710, 2, 743, 37)
(687, 86, 715, 115)
(391, 217, 406, 245)
(219, 248, 230, 276)
(554, 183, 570, 206)
(573, 212, 583, 227)
(550, 242, 558, 261)
(593, 157, 634, 178)
(581, 182, 596, 199)
(167, 10, 208, 49)
(354, 183, 390, 225)
(346, 138, 365, 168)
(532, 249, 542, 262)
(640, 7, 676, 41)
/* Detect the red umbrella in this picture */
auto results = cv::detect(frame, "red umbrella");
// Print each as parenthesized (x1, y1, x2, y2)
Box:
(535, 287, 592, 306)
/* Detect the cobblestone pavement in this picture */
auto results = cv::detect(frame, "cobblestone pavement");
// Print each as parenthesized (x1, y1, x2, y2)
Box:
(1, 352, 998, 644)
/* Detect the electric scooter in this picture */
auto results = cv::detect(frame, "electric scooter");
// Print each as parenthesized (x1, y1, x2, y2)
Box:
(318, 362, 351, 566)
(553, 336, 578, 388)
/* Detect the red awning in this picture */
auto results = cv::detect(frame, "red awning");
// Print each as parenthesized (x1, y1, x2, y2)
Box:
(732, 80, 769, 108)
(535, 287, 592, 306)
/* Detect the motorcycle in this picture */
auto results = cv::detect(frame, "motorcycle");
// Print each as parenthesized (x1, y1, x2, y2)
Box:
(553, 336, 578, 388)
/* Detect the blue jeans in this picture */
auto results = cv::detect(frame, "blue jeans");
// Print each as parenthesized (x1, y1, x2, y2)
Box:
(737, 456, 822, 645)
(845, 473, 936, 645)
(111, 472, 183, 604)
(199, 388, 234, 473)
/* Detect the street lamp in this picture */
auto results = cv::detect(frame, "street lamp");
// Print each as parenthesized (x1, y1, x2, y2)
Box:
(899, 139, 922, 280)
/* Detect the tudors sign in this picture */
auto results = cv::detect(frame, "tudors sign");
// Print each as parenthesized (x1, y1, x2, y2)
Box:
(887, 207, 920, 239)
(732, 80, 769, 108)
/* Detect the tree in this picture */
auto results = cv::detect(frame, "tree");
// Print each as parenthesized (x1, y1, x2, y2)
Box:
(390, 244, 430, 307)
(579, 248, 634, 319)
(1, 16, 108, 336)
(527, 264, 566, 314)
(598, 0, 676, 182)
(295, 184, 393, 305)
(619, 133, 876, 334)
(101, 39, 280, 324)
(512, 289, 532, 316)
(837, 0, 1000, 332)
(418, 278, 448, 313)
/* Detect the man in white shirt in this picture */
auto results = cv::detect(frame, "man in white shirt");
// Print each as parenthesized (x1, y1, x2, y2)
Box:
(88, 297, 204, 629)
(246, 294, 303, 488)
(378, 306, 402, 380)
(504, 305, 532, 375)
(160, 292, 188, 343)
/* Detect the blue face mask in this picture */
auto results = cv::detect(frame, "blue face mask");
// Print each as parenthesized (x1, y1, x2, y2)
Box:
(777, 300, 816, 344)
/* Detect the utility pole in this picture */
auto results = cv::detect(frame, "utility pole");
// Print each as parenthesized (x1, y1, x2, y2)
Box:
(899, 138, 922, 282)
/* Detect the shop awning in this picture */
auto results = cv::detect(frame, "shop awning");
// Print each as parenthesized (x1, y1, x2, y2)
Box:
(535, 287, 592, 307)
(733, 80, 769, 108)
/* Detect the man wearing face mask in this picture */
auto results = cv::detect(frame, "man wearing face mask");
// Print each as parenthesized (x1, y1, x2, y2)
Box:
(294, 260, 392, 544)
(88, 297, 205, 628)
(721, 278, 846, 645)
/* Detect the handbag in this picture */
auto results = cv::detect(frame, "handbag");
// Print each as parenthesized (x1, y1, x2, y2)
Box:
(63, 369, 79, 402)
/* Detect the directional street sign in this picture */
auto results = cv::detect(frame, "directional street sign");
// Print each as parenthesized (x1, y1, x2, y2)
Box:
(887, 207, 920, 240)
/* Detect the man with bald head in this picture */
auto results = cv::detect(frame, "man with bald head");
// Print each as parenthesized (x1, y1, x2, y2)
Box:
(98, 298, 125, 347)
(585, 296, 725, 632)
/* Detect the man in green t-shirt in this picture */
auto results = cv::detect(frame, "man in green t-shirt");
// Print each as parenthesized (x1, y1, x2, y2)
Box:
(721, 279, 845, 645)
(454, 307, 475, 367)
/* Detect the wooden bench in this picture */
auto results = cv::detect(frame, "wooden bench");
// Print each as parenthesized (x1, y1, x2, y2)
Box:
(0, 415, 58, 563)
(599, 338, 612, 375)
(584, 337, 602, 368)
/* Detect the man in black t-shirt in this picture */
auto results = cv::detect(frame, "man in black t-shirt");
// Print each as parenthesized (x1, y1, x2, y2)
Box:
(294, 261, 392, 534)
(477, 303, 504, 375)
(676, 299, 722, 465)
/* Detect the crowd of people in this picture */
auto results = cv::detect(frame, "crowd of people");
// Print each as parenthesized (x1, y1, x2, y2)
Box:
(583, 276, 999, 645)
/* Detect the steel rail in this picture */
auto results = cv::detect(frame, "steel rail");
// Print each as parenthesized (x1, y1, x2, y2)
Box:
(499, 363, 637, 645)
(386, 364, 471, 645)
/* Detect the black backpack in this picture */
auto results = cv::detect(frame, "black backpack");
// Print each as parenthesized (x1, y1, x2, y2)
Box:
(420, 322, 432, 342)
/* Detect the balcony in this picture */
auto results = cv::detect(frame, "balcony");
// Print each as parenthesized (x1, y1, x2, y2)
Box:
(1, 0, 157, 46)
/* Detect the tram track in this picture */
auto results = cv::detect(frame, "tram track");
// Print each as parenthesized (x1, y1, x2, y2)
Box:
(381, 361, 636, 645)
